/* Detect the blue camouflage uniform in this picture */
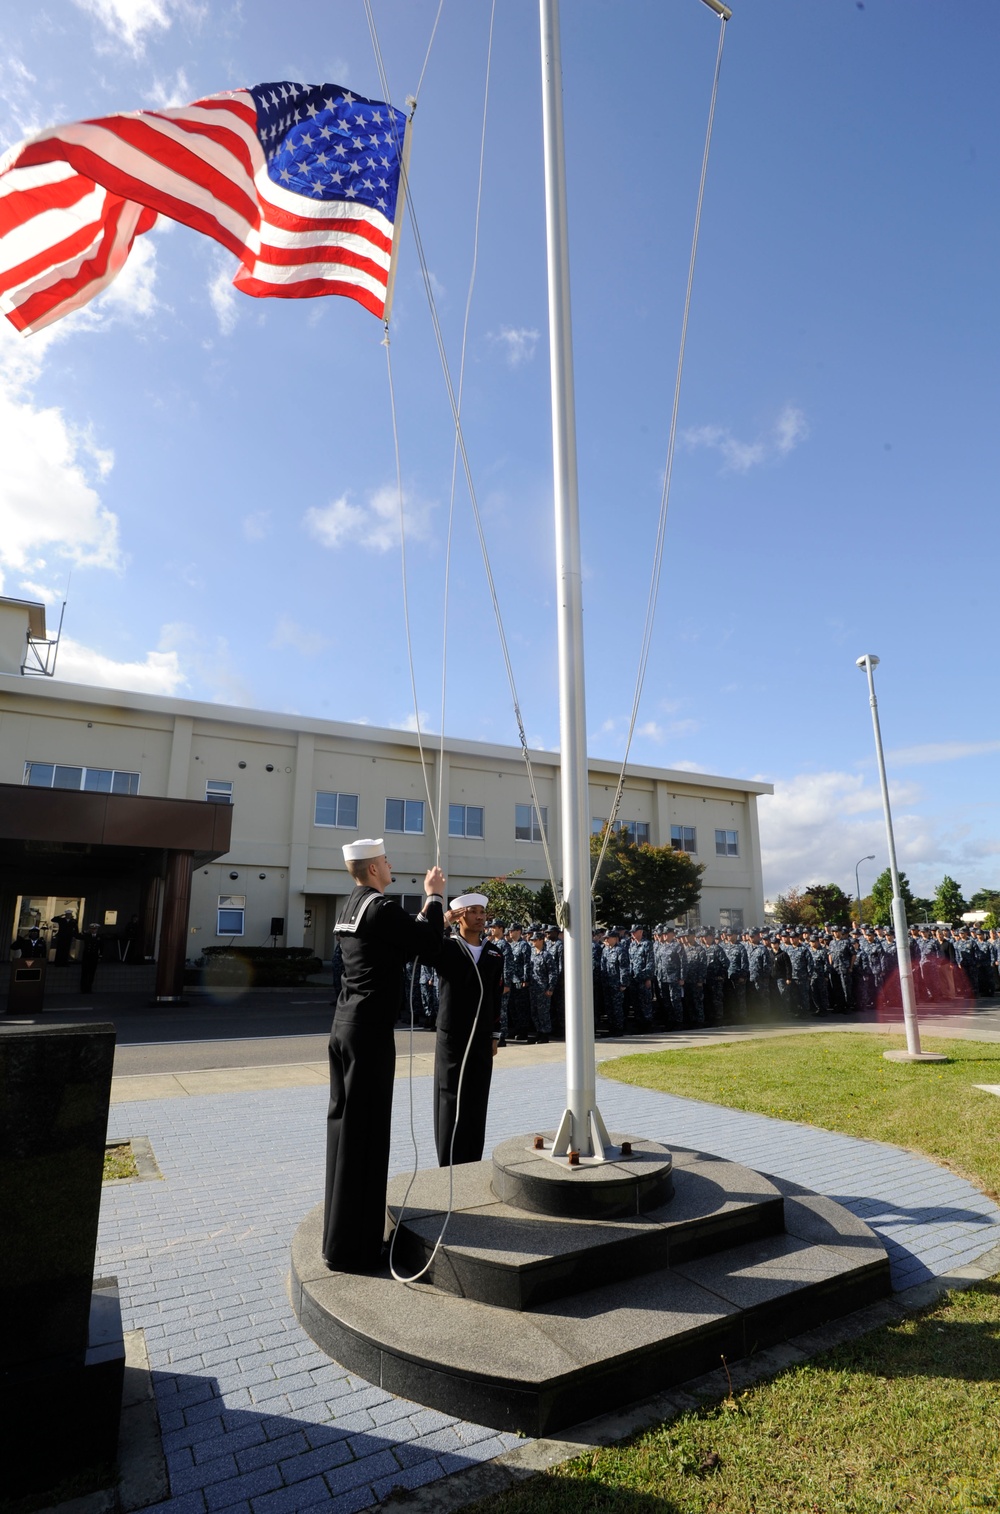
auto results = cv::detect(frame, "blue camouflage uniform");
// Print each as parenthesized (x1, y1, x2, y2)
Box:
(747, 933, 772, 1020)
(703, 932, 727, 1025)
(807, 938, 830, 1015)
(681, 932, 707, 1027)
(655, 930, 686, 1028)
(722, 934, 749, 1023)
(526, 935, 554, 1036)
(505, 931, 532, 1038)
(787, 938, 813, 1017)
(600, 932, 629, 1034)
(627, 929, 655, 1029)
(827, 931, 854, 1012)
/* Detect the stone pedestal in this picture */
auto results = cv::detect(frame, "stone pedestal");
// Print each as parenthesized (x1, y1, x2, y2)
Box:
(291, 1132, 890, 1436)
(0, 1023, 125, 1498)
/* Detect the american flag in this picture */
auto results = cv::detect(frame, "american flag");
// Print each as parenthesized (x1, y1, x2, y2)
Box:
(0, 81, 408, 336)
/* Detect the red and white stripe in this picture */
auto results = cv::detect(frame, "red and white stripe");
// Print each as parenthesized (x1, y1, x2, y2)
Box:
(0, 90, 398, 336)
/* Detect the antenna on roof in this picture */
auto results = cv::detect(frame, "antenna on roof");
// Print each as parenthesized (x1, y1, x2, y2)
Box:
(21, 588, 68, 677)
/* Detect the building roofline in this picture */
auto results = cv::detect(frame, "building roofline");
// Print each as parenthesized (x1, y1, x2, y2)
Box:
(0, 672, 774, 797)
(0, 597, 47, 639)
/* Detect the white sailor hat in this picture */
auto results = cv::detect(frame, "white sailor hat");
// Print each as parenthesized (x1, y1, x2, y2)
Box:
(341, 837, 385, 861)
(450, 892, 488, 910)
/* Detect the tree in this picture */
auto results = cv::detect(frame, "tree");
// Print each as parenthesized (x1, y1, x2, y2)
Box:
(933, 874, 967, 924)
(801, 883, 853, 928)
(590, 826, 703, 927)
(533, 879, 558, 924)
(869, 868, 916, 926)
(470, 871, 537, 926)
(773, 888, 810, 925)
(909, 897, 935, 924)
(969, 888, 1000, 918)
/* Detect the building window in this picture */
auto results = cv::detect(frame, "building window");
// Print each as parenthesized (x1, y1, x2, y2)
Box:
(395, 893, 425, 915)
(315, 791, 359, 829)
(515, 803, 548, 843)
(715, 829, 739, 857)
(672, 904, 702, 931)
(217, 895, 245, 935)
(449, 804, 484, 839)
(385, 798, 424, 834)
(719, 907, 743, 932)
(592, 817, 606, 834)
(670, 824, 697, 853)
(24, 761, 140, 795)
(206, 779, 234, 805)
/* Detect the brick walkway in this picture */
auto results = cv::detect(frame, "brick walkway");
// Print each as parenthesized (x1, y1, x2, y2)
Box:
(100, 1058, 1000, 1514)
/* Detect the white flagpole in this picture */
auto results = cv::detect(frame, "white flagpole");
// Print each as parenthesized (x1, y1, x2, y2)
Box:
(539, 0, 611, 1160)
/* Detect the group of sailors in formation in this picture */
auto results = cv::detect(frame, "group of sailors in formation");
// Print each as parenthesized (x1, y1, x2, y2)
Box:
(401, 917, 1000, 1040)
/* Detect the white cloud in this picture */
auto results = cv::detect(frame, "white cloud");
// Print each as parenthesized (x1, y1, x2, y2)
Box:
(682, 404, 809, 475)
(242, 510, 271, 542)
(208, 261, 238, 335)
(0, 381, 121, 591)
(489, 326, 539, 369)
(757, 769, 925, 899)
(55, 634, 186, 696)
(888, 739, 1000, 766)
(304, 484, 433, 554)
(394, 709, 435, 734)
(72, 0, 172, 51)
(159, 621, 255, 706)
(97, 232, 160, 322)
(270, 617, 329, 658)
(148, 67, 193, 109)
(670, 759, 709, 773)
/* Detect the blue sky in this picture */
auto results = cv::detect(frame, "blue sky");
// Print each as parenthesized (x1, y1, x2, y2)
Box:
(1, 0, 997, 905)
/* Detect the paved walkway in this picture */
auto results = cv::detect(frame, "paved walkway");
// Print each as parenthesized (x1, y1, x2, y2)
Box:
(99, 1050, 1000, 1514)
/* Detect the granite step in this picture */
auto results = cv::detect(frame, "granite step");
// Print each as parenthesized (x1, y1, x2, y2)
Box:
(387, 1147, 786, 1310)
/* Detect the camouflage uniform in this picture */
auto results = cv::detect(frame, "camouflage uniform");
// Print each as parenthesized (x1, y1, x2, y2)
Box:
(526, 935, 554, 1037)
(746, 933, 772, 1021)
(681, 931, 707, 1027)
(600, 932, 629, 1034)
(627, 929, 655, 1029)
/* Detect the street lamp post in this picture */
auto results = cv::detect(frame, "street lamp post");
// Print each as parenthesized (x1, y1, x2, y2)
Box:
(856, 655, 946, 1063)
(855, 854, 875, 926)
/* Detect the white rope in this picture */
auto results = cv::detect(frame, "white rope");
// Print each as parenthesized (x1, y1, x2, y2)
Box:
(388, 942, 485, 1285)
(382, 332, 441, 859)
(366, 0, 561, 907)
(437, 0, 497, 864)
(592, 12, 729, 895)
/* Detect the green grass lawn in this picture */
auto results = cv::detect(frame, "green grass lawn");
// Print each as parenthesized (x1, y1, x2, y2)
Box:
(468, 1281, 1000, 1513)
(602, 1032, 1000, 1202)
(466, 1032, 1000, 1513)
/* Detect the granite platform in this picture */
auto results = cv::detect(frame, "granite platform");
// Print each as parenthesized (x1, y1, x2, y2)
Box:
(291, 1141, 890, 1436)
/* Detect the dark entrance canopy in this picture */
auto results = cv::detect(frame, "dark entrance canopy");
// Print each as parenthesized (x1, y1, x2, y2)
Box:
(0, 784, 232, 1002)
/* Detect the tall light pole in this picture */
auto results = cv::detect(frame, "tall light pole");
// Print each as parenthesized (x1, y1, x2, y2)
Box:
(856, 655, 946, 1063)
(855, 855, 875, 925)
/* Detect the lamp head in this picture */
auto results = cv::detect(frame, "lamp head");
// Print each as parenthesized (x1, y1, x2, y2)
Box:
(855, 654, 880, 669)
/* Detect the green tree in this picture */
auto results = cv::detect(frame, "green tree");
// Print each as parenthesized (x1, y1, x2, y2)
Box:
(909, 896, 935, 923)
(969, 888, 1000, 918)
(933, 874, 967, 924)
(590, 826, 703, 927)
(801, 883, 853, 928)
(773, 888, 809, 925)
(534, 879, 558, 924)
(869, 868, 916, 926)
(470, 871, 537, 926)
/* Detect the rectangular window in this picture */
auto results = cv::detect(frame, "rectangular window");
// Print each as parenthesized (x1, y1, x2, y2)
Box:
(592, 817, 607, 834)
(515, 803, 548, 843)
(385, 797, 425, 834)
(620, 820, 651, 845)
(24, 761, 140, 795)
(217, 894, 245, 935)
(206, 779, 234, 805)
(395, 893, 424, 916)
(315, 791, 359, 829)
(719, 907, 744, 932)
(715, 829, 739, 857)
(670, 824, 697, 853)
(449, 803, 484, 839)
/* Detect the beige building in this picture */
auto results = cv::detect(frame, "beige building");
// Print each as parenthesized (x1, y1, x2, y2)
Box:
(0, 598, 771, 959)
